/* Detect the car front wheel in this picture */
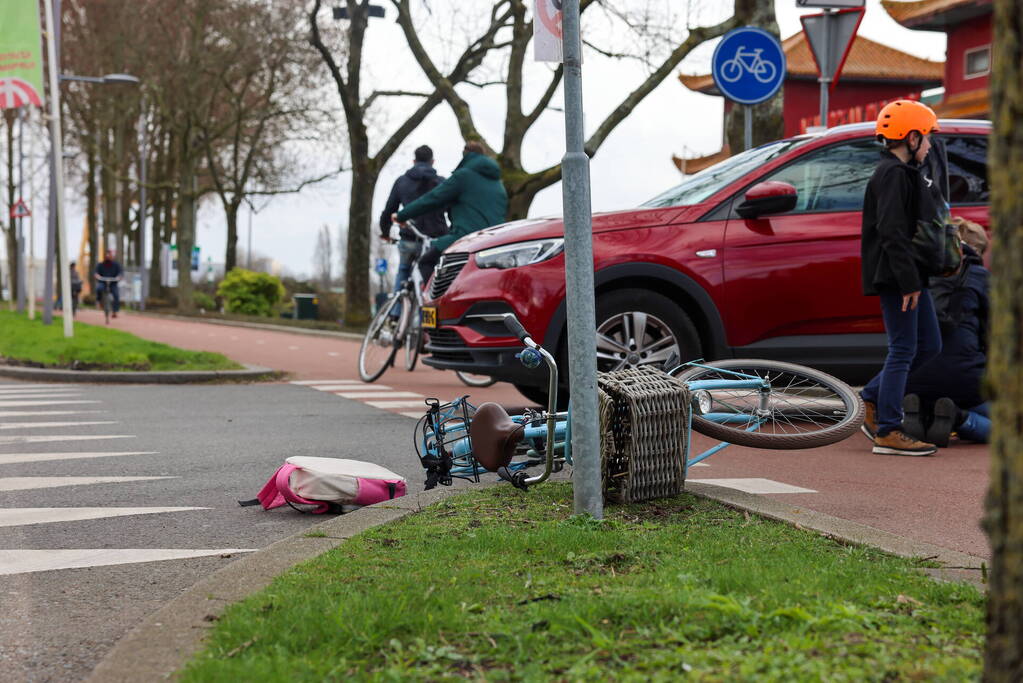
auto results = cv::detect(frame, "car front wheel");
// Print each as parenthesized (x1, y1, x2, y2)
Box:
(594, 289, 701, 373)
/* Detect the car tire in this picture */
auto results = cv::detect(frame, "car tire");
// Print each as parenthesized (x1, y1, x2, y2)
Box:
(594, 288, 702, 374)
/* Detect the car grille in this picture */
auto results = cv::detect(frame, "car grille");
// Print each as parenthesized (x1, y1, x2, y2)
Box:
(429, 252, 469, 300)
(426, 328, 474, 363)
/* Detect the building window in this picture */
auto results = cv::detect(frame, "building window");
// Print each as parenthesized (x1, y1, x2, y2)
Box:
(964, 45, 991, 79)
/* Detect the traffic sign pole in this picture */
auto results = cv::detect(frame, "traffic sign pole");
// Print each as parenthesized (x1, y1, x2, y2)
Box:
(744, 106, 752, 151)
(819, 11, 832, 128)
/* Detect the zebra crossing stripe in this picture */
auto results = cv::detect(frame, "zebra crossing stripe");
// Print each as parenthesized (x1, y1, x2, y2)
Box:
(315, 384, 391, 391)
(334, 391, 423, 400)
(0, 421, 118, 430)
(687, 478, 816, 494)
(0, 384, 74, 391)
(0, 434, 134, 445)
(290, 380, 361, 385)
(365, 400, 434, 409)
(0, 548, 256, 576)
(0, 507, 208, 528)
(401, 412, 424, 419)
(0, 476, 174, 492)
(0, 400, 100, 408)
(0, 452, 157, 465)
(0, 410, 106, 418)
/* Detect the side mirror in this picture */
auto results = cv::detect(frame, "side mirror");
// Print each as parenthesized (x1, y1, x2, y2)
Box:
(736, 181, 797, 219)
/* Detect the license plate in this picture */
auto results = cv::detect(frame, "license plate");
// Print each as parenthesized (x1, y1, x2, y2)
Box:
(421, 307, 437, 328)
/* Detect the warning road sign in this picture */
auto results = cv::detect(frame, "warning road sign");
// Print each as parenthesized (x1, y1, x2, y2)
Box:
(9, 198, 30, 219)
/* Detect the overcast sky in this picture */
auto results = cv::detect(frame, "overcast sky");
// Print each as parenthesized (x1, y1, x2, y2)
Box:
(26, 0, 947, 283)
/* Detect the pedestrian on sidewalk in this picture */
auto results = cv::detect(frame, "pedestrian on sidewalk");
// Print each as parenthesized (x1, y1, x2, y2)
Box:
(393, 140, 508, 282)
(859, 100, 944, 457)
(904, 217, 991, 445)
(379, 145, 449, 307)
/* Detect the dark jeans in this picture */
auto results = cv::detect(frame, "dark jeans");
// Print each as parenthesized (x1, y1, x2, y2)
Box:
(95, 282, 120, 313)
(959, 402, 990, 443)
(417, 246, 442, 284)
(861, 289, 942, 436)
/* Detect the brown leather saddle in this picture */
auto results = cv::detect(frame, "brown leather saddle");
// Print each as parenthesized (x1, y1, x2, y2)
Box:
(469, 403, 525, 471)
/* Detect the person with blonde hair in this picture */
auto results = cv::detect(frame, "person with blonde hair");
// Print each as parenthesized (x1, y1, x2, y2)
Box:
(903, 216, 991, 445)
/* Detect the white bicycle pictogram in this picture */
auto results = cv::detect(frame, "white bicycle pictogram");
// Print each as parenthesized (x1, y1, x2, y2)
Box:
(720, 46, 778, 84)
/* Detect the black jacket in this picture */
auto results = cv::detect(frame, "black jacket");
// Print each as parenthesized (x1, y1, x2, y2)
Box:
(379, 163, 448, 240)
(861, 150, 933, 296)
(906, 246, 989, 408)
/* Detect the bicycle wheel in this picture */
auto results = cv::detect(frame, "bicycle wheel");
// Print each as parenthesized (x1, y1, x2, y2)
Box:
(456, 371, 497, 387)
(103, 292, 111, 324)
(358, 292, 404, 382)
(754, 60, 777, 84)
(404, 306, 421, 372)
(720, 59, 743, 83)
(673, 359, 864, 450)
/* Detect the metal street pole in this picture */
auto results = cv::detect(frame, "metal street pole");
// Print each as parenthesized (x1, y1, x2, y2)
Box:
(743, 105, 753, 151)
(42, 0, 73, 337)
(41, 0, 60, 326)
(561, 1, 602, 519)
(247, 201, 253, 269)
(138, 98, 148, 310)
(818, 10, 833, 129)
(16, 110, 26, 312)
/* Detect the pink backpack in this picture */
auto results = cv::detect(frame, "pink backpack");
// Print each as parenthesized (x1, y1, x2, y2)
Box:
(241, 457, 407, 514)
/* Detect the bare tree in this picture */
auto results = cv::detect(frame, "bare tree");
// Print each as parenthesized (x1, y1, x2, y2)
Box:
(313, 223, 333, 290)
(393, 0, 746, 218)
(983, 0, 1023, 678)
(308, 0, 514, 325)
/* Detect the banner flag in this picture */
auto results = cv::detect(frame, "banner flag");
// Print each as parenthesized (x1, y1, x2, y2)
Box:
(534, 0, 563, 62)
(0, 0, 46, 109)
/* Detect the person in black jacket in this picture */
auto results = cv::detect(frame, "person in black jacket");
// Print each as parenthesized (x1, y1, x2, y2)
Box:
(378, 145, 448, 310)
(94, 250, 123, 318)
(903, 219, 990, 445)
(859, 100, 943, 456)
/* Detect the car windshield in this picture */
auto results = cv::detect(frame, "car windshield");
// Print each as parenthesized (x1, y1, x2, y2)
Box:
(641, 139, 808, 208)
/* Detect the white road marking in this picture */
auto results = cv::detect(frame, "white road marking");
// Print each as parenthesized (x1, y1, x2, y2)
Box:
(0, 549, 256, 576)
(291, 379, 360, 385)
(0, 384, 74, 390)
(0, 476, 175, 492)
(0, 421, 118, 430)
(365, 400, 435, 409)
(335, 391, 422, 400)
(0, 410, 106, 418)
(0, 507, 208, 528)
(0, 451, 157, 465)
(255, 340, 265, 344)
(327, 352, 340, 357)
(0, 400, 100, 408)
(0, 392, 82, 399)
(688, 478, 816, 494)
(401, 412, 424, 419)
(288, 345, 300, 350)
(0, 434, 134, 445)
(318, 384, 392, 392)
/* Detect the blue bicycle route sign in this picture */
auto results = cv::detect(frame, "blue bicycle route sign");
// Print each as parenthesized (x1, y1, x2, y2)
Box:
(711, 26, 786, 105)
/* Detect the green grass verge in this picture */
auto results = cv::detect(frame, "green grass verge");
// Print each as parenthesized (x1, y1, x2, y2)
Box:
(0, 311, 243, 371)
(182, 484, 983, 681)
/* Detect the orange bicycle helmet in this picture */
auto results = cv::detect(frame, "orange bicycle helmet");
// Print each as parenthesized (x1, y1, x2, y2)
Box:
(876, 100, 939, 140)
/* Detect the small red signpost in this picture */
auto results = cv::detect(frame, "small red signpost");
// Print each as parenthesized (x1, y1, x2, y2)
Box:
(9, 198, 30, 219)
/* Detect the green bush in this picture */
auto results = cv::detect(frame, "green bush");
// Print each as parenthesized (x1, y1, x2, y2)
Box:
(216, 268, 285, 317)
(193, 291, 217, 311)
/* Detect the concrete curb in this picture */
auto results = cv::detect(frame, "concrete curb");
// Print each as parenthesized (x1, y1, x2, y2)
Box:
(685, 481, 988, 588)
(135, 311, 365, 342)
(0, 362, 277, 384)
(85, 486, 468, 683)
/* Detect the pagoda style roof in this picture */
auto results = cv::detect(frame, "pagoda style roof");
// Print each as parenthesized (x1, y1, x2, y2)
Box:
(679, 32, 943, 96)
(882, 0, 993, 31)
(672, 145, 732, 175)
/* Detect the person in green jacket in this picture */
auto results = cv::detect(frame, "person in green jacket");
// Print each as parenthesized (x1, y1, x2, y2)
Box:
(393, 141, 508, 281)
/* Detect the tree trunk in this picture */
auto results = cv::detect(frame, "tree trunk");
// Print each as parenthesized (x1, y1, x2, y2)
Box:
(175, 150, 197, 312)
(983, 1, 1023, 679)
(224, 199, 241, 272)
(343, 161, 377, 326)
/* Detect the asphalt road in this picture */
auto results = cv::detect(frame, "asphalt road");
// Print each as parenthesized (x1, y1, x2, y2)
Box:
(0, 380, 434, 682)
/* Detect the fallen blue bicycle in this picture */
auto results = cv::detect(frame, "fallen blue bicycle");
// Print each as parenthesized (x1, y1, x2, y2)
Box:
(414, 315, 864, 491)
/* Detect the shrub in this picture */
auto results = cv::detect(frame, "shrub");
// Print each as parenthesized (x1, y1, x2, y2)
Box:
(216, 268, 286, 317)
(193, 291, 216, 311)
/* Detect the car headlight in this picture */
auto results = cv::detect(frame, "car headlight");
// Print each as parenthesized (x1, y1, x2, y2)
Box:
(474, 239, 564, 269)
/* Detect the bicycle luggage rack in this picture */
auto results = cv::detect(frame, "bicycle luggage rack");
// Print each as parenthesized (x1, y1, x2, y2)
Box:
(598, 366, 692, 504)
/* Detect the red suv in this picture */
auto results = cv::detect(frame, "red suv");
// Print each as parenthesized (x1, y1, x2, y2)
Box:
(420, 120, 990, 403)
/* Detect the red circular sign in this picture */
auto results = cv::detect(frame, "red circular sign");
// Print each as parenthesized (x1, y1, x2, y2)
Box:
(537, 0, 562, 40)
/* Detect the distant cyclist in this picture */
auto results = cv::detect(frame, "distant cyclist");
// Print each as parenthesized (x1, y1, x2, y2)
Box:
(379, 145, 449, 304)
(394, 141, 508, 282)
(94, 249, 123, 318)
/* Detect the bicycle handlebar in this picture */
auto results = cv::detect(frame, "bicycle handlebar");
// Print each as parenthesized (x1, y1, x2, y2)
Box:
(503, 314, 530, 343)
(94, 275, 121, 282)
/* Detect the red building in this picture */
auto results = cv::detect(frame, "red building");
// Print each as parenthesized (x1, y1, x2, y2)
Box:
(883, 0, 992, 118)
(676, 31, 943, 172)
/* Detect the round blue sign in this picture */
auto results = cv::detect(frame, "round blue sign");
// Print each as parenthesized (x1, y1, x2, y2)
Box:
(711, 26, 786, 105)
(375, 258, 388, 274)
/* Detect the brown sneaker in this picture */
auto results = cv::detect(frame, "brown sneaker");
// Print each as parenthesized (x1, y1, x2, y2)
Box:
(861, 399, 877, 440)
(872, 430, 937, 456)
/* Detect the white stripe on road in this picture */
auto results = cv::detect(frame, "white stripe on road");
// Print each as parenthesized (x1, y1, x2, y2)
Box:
(327, 352, 340, 357)
(335, 392, 423, 400)
(0, 385, 74, 391)
(0, 548, 256, 576)
(0, 507, 208, 528)
(290, 380, 361, 385)
(0, 434, 134, 445)
(688, 478, 816, 494)
(0, 392, 82, 399)
(0, 452, 157, 465)
(313, 384, 385, 391)
(0, 410, 105, 418)
(0, 476, 175, 492)
(401, 412, 424, 419)
(0, 421, 118, 430)
(365, 400, 436, 409)
(0, 400, 100, 408)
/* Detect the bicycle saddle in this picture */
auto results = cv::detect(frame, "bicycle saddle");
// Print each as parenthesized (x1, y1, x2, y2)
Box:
(469, 403, 525, 472)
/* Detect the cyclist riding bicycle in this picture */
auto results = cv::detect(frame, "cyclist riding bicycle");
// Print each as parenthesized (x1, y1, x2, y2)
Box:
(94, 249, 124, 318)
(379, 145, 449, 310)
